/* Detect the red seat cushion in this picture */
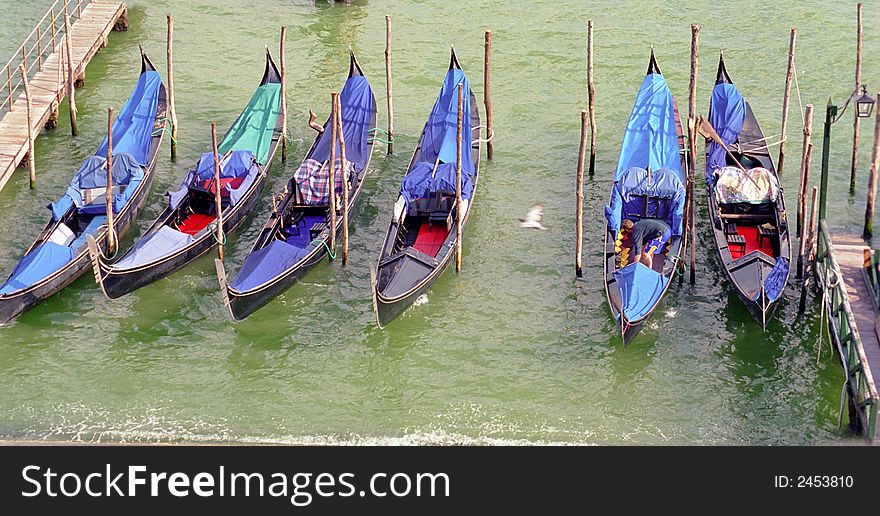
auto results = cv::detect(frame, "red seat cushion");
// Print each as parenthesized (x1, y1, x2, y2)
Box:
(176, 213, 215, 235)
(198, 177, 245, 196)
(413, 222, 449, 257)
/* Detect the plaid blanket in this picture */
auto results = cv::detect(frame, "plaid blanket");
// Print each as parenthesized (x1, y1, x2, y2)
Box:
(294, 158, 354, 205)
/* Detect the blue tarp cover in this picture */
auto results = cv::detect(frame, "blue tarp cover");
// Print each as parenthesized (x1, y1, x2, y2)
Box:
(400, 161, 473, 205)
(613, 262, 669, 321)
(49, 153, 144, 220)
(762, 257, 789, 303)
(614, 72, 681, 181)
(310, 75, 375, 170)
(0, 216, 106, 295)
(166, 150, 257, 209)
(0, 242, 72, 295)
(604, 166, 685, 236)
(96, 70, 162, 165)
(230, 240, 311, 292)
(707, 82, 745, 181)
(114, 226, 194, 269)
(399, 68, 474, 204)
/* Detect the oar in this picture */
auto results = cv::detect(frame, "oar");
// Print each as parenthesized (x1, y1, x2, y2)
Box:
(697, 115, 763, 190)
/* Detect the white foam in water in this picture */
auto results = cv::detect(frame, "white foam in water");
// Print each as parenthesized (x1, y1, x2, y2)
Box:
(413, 294, 429, 307)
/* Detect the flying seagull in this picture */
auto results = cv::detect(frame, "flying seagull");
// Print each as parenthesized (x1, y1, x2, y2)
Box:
(519, 204, 548, 231)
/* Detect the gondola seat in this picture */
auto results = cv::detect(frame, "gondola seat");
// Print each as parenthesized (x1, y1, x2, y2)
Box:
(728, 233, 746, 255)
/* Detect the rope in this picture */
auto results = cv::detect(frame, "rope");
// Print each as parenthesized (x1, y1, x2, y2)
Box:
(368, 127, 394, 144)
(209, 221, 226, 245)
(310, 239, 336, 259)
(152, 123, 177, 145)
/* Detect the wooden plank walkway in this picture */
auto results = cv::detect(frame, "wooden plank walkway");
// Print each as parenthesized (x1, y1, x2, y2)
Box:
(0, 2, 126, 193)
(831, 233, 880, 440)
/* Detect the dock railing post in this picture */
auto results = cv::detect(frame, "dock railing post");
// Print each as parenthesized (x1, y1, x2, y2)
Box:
(851, 2, 863, 193)
(778, 27, 797, 176)
(455, 85, 464, 273)
(167, 15, 178, 160)
(864, 92, 880, 238)
(20, 64, 36, 189)
(7, 64, 12, 113)
(576, 110, 587, 277)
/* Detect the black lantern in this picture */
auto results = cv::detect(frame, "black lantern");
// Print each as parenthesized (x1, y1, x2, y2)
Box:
(856, 85, 875, 118)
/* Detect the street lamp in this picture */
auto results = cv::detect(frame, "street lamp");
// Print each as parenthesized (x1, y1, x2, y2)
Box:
(818, 84, 876, 221)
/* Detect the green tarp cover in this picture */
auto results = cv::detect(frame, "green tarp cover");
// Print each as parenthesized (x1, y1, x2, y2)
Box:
(218, 82, 281, 164)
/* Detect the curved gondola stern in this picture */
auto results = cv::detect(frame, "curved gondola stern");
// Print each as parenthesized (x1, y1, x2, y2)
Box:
(85, 235, 113, 300)
(348, 47, 366, 78)
(140, 46, 157, 74)
(214, 258, 238, 321)
(716, 52, 732, 85)
(449, 47, 461, 71)
(647, 48, 661, 75)
(261, 47, 282, 85)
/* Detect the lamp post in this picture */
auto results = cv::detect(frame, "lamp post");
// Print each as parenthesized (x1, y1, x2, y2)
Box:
(818, 85, 875, 221)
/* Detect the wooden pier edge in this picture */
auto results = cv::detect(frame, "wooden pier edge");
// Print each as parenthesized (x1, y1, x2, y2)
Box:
(0, 1, 128, 194)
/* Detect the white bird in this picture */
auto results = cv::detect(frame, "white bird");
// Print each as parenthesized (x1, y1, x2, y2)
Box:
(519, 204, 548, 231)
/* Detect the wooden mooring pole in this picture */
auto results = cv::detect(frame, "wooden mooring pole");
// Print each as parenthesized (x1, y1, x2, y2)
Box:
(64, 10, 77, 136)
(329, 92, 339, 256)
(455, 85, 464, 273)
(687, 23, 699, 284)
(864, 92, 880, 238)
(211, 123, 224, 261)
(796, 104, 814, 235)
(20, 64, 36, 189)
(106, 107, 116, 255)
(335, 93, 349, 266)
(797, 143, 814, 279)
(384, 15, 394, 155)
(851, 2, 863, 193)
(280, 25, 288, 162)
(575, 110, 587, 277)
(778, 27, 796, 176)
(799, 186, 819, 312)
(484, 30, 494, 160)
(587, 20, 596, 177)
(167, 15, 178, 160)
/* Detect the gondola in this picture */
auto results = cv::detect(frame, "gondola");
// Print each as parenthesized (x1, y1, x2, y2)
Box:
(372, 49, 481, 328)
(603, 51, 687, 346)
(0, 51, 166, 324)
(87, 49, 283, 299)
(705, 54, 790, 328)
(215, 51, 376, 320)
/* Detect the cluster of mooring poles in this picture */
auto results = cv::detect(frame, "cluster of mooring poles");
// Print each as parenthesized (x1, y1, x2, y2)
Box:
(573, 3, 880, 313)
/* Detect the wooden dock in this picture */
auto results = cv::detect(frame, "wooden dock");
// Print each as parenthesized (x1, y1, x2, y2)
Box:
(0, 1, 127, 194)
(816, 223, 879, 441)
(832, 234, 880, 397)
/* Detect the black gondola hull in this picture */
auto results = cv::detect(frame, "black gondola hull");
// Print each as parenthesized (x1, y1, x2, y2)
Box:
(95, 169, 270, 299)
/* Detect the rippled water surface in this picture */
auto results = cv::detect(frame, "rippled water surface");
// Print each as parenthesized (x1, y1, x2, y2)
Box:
(0, 0, 878, 444)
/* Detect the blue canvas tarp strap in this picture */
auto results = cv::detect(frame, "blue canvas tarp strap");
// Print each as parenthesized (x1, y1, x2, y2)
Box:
(614, 73, 681, 181)
(310, 75, 375, 170)
(612, 262, 669, 321)
(707, 82, 745, 181)
(96, 70, 162, 165)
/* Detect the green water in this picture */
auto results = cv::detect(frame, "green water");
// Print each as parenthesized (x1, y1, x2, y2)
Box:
(0, 0, 877, 444)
